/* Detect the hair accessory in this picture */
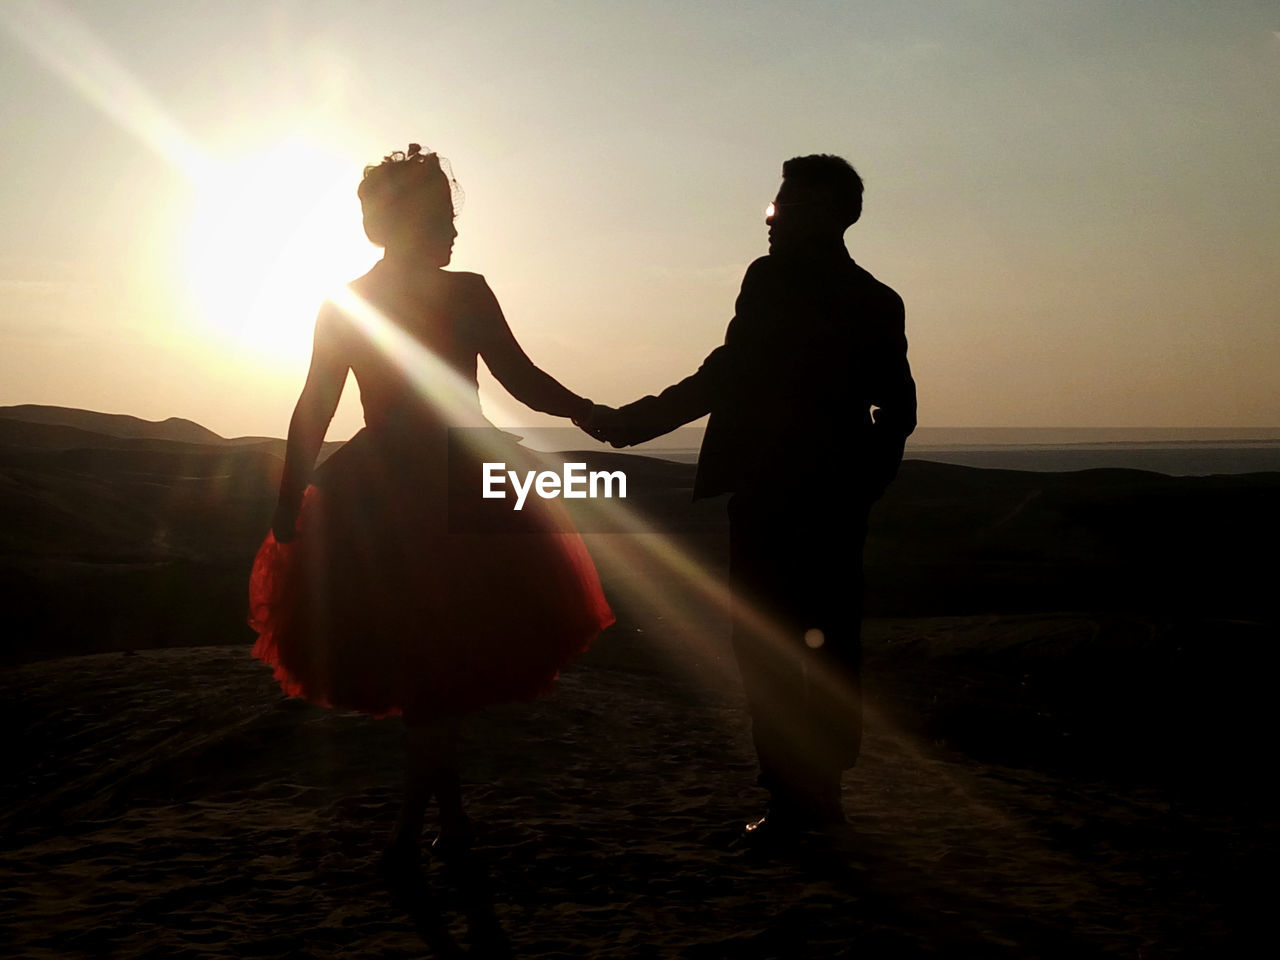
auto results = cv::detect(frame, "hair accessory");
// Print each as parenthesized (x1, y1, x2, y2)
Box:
(362, 143, 465, 216)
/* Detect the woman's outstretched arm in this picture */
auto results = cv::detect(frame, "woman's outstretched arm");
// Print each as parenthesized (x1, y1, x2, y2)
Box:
(471, 276, 593, 422)
(273, 302, 350, 540)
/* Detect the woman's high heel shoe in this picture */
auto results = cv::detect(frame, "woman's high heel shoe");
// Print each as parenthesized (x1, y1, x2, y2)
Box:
(430, 815, 475, 860)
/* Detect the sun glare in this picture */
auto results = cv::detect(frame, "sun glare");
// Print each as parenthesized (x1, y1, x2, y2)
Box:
(184, 139, 378, 362)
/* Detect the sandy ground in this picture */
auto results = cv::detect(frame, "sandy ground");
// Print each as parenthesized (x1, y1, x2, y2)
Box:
(2, 608, 1269, 959)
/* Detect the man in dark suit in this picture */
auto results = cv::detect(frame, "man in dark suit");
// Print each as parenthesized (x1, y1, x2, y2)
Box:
(581, 154, 916, 840)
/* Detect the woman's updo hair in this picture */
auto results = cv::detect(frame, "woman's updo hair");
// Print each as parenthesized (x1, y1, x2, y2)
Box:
(357, 143, 464, 246)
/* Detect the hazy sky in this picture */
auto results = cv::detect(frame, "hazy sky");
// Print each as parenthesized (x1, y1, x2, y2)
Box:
(2, 0, 1277, 439)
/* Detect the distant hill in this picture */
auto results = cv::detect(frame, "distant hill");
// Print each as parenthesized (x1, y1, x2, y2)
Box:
(0, 416, 274, 455)
(0, 405, 351, 461)
(0, 404, 270, 446)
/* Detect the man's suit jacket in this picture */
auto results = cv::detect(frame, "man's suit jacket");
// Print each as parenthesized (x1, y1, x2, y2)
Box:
(616, 243, 916, 507)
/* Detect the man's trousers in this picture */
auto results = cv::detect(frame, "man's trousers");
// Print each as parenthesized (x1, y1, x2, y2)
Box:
(728, 495, 869, 820)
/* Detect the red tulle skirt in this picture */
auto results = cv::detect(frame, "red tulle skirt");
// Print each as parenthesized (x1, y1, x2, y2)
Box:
(248, 430, 614, 720)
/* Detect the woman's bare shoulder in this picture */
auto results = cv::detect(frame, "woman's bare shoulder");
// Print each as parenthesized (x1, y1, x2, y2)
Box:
(343, 264, 384, 297)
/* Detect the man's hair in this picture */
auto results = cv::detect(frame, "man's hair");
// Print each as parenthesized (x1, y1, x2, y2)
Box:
(781, 154, 863, 228)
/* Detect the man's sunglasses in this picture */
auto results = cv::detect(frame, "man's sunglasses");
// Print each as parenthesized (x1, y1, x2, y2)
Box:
(765, 200, 813, 218)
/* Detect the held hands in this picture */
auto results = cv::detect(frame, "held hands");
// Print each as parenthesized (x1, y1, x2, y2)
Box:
(572, 402, 634, 448)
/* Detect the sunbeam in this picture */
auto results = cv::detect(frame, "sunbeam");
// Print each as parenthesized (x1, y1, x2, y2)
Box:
(327, 284, 526, 431)
(1, 0, 209, 182)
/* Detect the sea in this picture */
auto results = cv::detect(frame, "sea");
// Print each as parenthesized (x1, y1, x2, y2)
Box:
(901, 443, 1280, 476)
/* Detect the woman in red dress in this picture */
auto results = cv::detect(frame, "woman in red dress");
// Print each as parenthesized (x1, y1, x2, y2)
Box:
(248, 144, 614, 870)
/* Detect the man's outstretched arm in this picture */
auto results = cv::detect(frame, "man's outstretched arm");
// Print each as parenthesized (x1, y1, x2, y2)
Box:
(600, 258, 771, 447)
(603, 349, 722, 446)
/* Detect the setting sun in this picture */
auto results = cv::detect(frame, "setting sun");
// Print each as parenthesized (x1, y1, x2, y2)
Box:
(184, 139, 378, 362)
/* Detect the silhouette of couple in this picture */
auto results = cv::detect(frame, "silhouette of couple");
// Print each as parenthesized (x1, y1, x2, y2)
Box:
(248, 145, 915, 870)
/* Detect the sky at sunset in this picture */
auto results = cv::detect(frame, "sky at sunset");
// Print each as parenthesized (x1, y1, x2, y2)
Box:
(2, 0, 1277, 440)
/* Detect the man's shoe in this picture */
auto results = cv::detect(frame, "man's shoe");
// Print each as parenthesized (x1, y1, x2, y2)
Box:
(741, 810, 806, 845)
